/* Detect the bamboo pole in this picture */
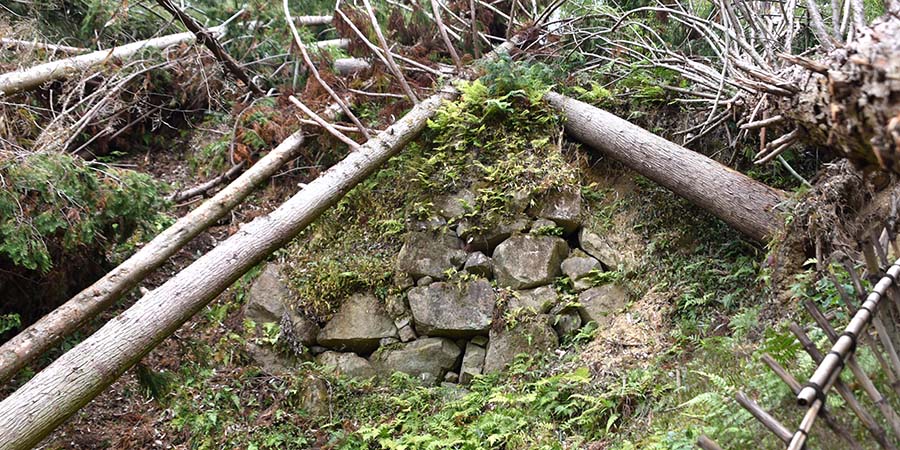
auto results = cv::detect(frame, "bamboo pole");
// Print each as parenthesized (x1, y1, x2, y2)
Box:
(791, 323, 896, 450)
(760, 353, 864, 450)
(827, 270, 900, 392)
(0, 38, 520, 450)
(734, 391, 792, 443)
(798, 261, 900, 407)
(803, 300, 900, 438)
(696, 435, 724, 450)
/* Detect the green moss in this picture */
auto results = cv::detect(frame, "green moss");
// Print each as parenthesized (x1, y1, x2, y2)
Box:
(283, 60, 581, 320)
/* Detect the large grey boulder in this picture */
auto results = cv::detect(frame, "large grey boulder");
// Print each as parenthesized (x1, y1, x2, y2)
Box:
(560, 250, 602, 291)
(371, 337, 462, 385)
(531, 189, 582, 233)
(464, 252, 493, 278)
(408, 279, 494, 337)
(396, 231, 467, 280)
(317, 351, 377, 379)
(243, 263, 293, 324)
(317, 293, 398, 354)
(493, 235, 569, 289)
(244, 263, 319, 346)
(245, 342, 298, 374)
(553, 308, 583, 338)
(578, 227, 639, 272)
(484, 316, 558, 373)
(508, 285, 558, 313)
(434, 189, 475, 220)
(456, 216, 530, 253)
(577, 284, 628, 328)
(460, 341, 486, 385)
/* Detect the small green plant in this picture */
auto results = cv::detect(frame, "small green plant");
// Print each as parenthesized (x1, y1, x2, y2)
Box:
(0, 313, 20, 335)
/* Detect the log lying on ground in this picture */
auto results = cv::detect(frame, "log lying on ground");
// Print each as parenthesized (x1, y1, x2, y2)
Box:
(295, 15, 333, 26)
(545, 92, 787, 242)
(0, 26, 223, 97)
(0, 131, 305, 386)
(0, 38, 518, 450)
(0, 38, 87, 55)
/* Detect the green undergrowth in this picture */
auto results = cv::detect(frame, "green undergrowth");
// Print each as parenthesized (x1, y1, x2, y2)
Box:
(155, 311, 667, 450)
(0, 152, 169, 272)
(282, 58, 580, 321)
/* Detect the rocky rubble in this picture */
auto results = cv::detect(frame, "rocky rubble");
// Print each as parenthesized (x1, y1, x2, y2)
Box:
(241, 187, 637, 388)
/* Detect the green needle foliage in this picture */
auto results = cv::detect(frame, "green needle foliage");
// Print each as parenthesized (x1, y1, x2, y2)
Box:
(0, 152, 168, 272)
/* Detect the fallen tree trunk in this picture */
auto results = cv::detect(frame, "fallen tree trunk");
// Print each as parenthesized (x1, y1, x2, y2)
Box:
(0, 131, 305, 386)
(0, 38, 88, 55)
(0, 39, 518, 449)
(545, 92, 787, 242)
(0, 26, 223, 97)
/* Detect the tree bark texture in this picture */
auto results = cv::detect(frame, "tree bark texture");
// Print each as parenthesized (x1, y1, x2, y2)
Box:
(0, 131, 305, 386)
(545, 92, 787, 242)
(0, 27, 223, 97)
(0, 39, 518, 449)
(776, 14, 900, 173)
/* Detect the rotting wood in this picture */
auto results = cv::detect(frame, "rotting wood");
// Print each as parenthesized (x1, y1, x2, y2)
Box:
(0, 37, 521, 450)
(544, 91, 787, 242)
(0, 131, 306, 386)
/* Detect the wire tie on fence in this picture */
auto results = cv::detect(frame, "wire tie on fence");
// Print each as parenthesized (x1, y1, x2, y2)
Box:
(803, 381, 827, 404)
(839, 331, 858, 355)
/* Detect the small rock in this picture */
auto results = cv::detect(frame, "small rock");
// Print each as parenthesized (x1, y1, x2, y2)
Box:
(561, 250, 603, 292)
(408, 279, 495, 337)
(245, 342, 296, 374)
(464, 252, 493, 278)
(310, 345, 328, 355)
(508, 285, 559, 313)
(385, 295, 410, 319)
(407, 216, 447, 232)
(396, 232, 466, 280)
(283, 315, 320, 347)
(457, 216, 530, 253)
(484, 316, 558, 373)
(435, 189, 475, 220)
(531, 189, 582, 233)
(394, 272, 415, 290)
(578, 284, 628, 328)
(493, 235, 569, 289)
(444, 371, 460, 383)
(299, 374, 330, 417)
(371, 337, 462, 385)
(578, 227, 638, 272)
(417, 276, 434, 287)
(243, 264, 293, 324)
(470, 335, 488, 347)
(316, 351, 377, 379)
(530, 218, 558, 232)
(553, 309, 583, 338)
(398, 324, 417, 342)
(317, 293, 398, 354)
(460, 342, 486, 385)
(380, 337, 400, 347)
